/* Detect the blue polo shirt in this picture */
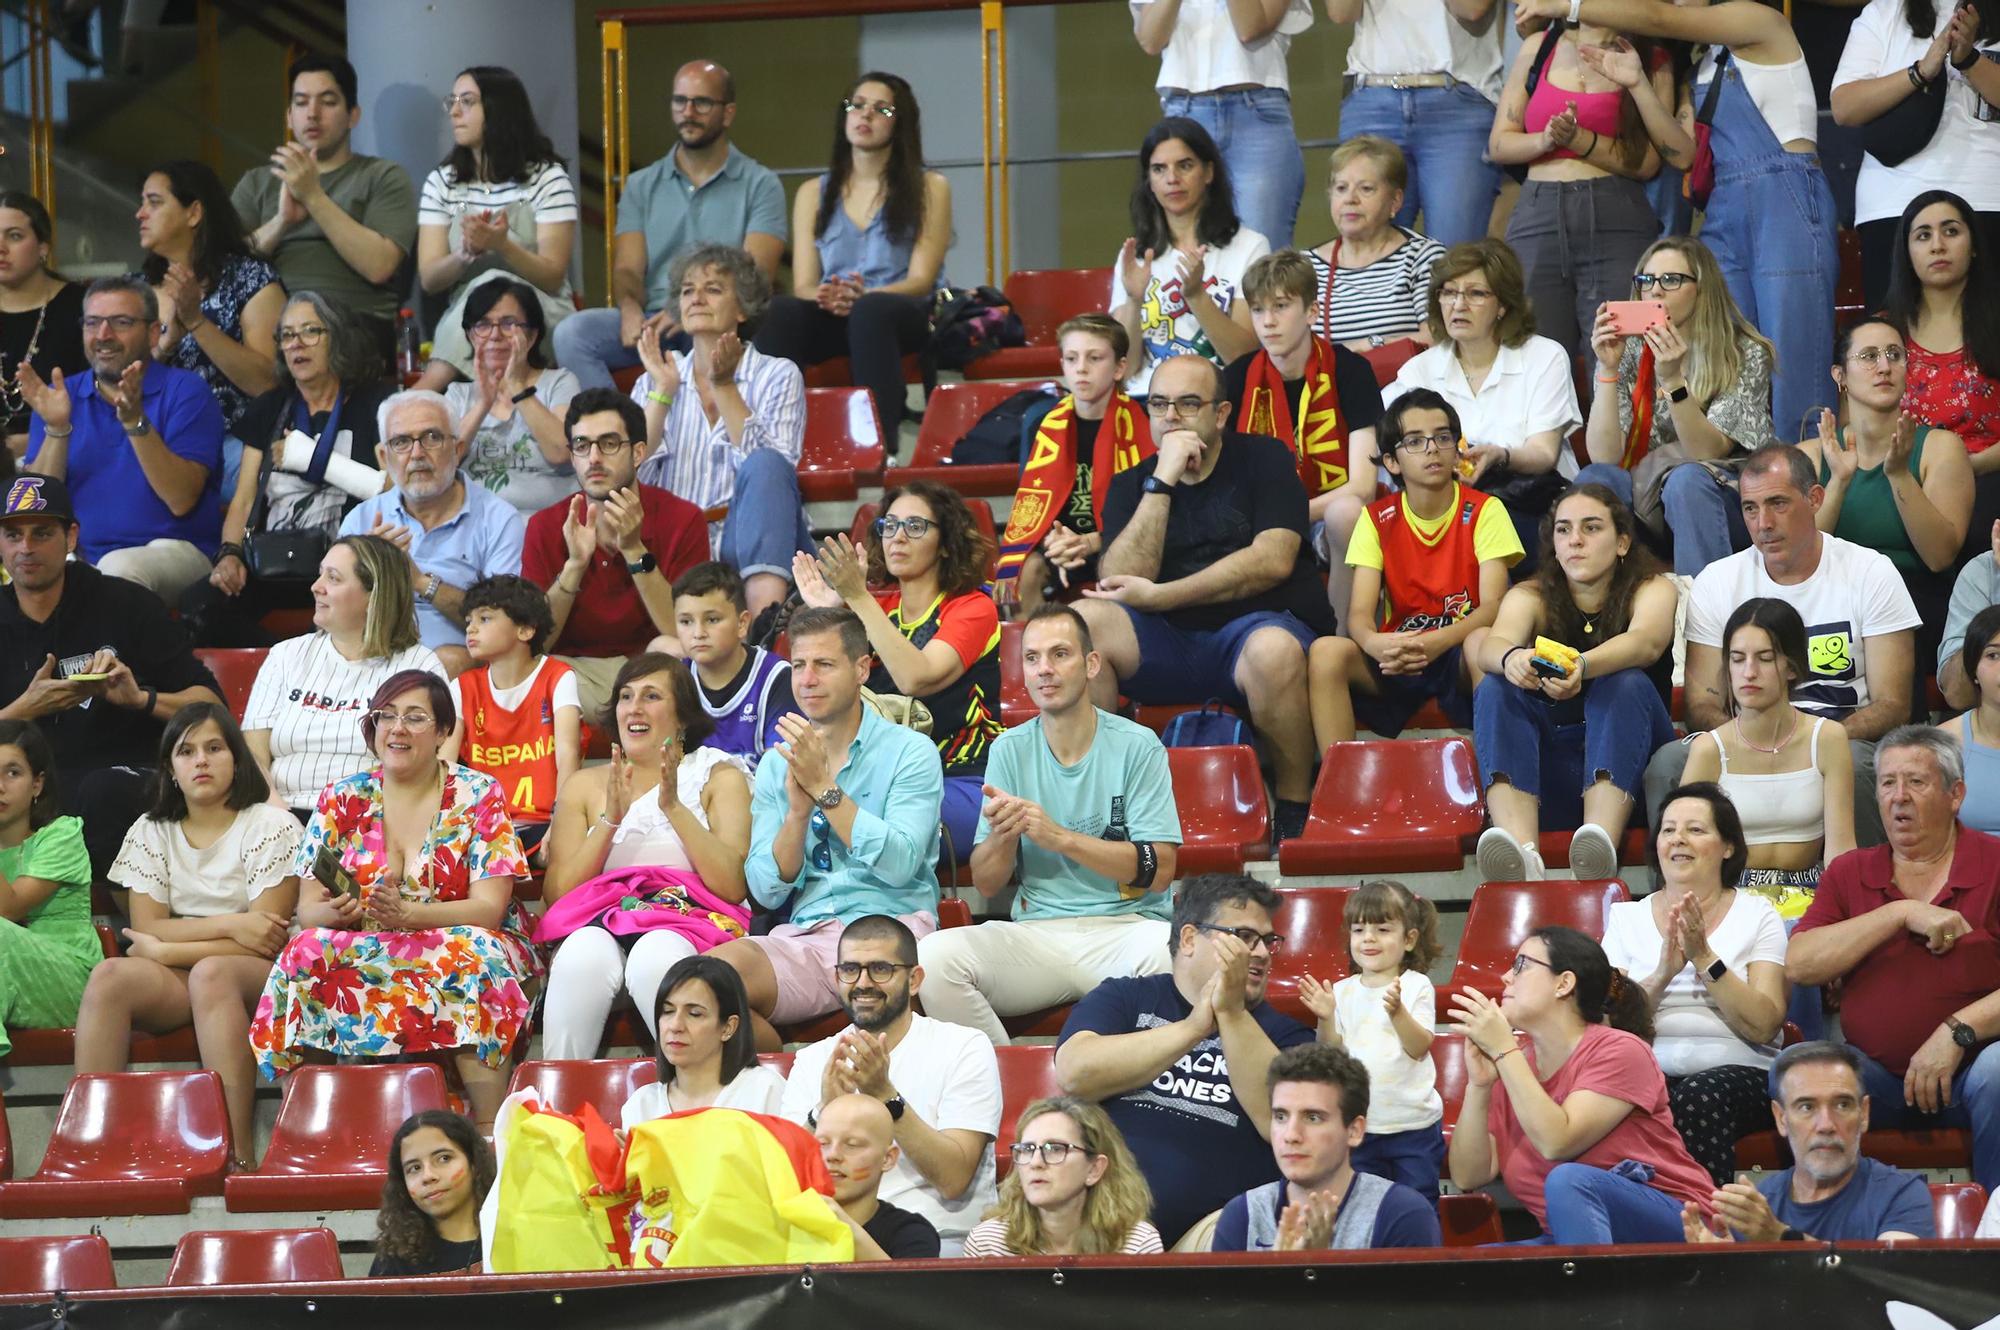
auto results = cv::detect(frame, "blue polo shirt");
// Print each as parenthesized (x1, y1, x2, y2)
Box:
(746, 706, 942, 926)
(1757, 1157, 1937, 1240)
(616, 145, 787, 314)
(27, 364, 225, 562)
(337, 473, 525, 650)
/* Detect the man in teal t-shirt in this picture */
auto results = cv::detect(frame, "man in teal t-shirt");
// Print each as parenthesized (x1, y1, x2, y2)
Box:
(916, 604, 1181, 1045)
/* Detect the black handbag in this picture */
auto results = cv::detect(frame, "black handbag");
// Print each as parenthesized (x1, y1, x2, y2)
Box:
(244, 529, 329, 581)
(1859, 68, 1947, 167)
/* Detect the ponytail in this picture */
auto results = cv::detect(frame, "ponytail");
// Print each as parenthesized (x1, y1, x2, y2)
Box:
(1532, 925, 1655, 1044)
(1601, 968, 1655, 1043)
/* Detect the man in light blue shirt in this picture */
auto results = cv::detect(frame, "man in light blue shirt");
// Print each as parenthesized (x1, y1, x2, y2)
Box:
(711, 605, 942, 1044)
(917, 603, 1182, 1045)
(338, 390, 524, 673)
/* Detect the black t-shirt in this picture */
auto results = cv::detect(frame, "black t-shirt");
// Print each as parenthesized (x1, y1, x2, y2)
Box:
(368, 1237, 481, 1276)
(1067, 416, 1103, 535)
(1099, 431, 1333, 634)
(0, 283, 86, 438)
(1220, 343, 1385, 465)
(0, 562, 220, 783)
(863, 1198, 941, 1258)
(236, 379, 392, 531)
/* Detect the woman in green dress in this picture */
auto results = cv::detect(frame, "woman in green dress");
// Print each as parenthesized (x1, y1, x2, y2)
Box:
(0, 718, 96, 1057)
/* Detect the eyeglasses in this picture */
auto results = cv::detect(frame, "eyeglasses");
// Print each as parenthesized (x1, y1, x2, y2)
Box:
(1397, 431, 1458, 454)
(568, 434, 633, 457)
(368, 709, 437, 732)
(1847, 347, 1906, 367)
(671, 94, 724, 114)
(469, 318, 530, 340)
(1439, 285, 1496, 307)
(277, 324, 327, 347)
(874, 515, 935, 540)
(383, 429, 454, 455)
(1195, 922, 1285, 953)
(1009, 1141, 1093, 1167)
(1510, 953, 1557, 976)
(842, 98, 896, 119)
(1632, 273, 1695, 294)
(442, 92, 480, 112)
(1143, 395, 1214, 417)
(835, 960, 912, 984)
(81, 314, 146, 333)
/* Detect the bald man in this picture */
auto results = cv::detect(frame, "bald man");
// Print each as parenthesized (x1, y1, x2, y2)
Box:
(816, 1093, 941, 1260)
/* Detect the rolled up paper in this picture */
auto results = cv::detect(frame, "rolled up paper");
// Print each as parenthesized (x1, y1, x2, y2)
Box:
(275, 428, 386, 501)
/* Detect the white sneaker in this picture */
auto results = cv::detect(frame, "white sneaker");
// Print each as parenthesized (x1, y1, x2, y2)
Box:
(1477, 827, 1545, 882)
(1569, 824, 1620, 882)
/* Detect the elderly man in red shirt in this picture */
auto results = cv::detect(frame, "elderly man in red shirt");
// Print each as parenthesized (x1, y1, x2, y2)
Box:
(1788, 724, 2000, 1191)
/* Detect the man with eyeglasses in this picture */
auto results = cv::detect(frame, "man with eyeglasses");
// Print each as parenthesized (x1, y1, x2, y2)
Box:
(20, 275, 227, 601)
(780, 914, 1001, 1256)
(553, 60, 787, 392)
(1055, 873, 1315, 1247)
(1075, 353, 1333, 843)
(520, 388, 709, 718)
(337, 390, 526, 674)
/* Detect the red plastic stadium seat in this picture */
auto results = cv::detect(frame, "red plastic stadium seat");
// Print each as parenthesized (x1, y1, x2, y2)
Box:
(758, 1050, 796, 1079)
(998, 620, 1032, 727)
(1264, 886, 1355, 1025)
(885, 381, 1039, 497)
(963, 267, 1115, 381)
(194, 647, 267, 721)
(1168, 745, 1271, 874)
(1932, 1182, 1987, 1241)
(1737, 1127, 1974, 1173)
(938, 897, 974, 929)
(1434, 1032, 1470, 1141)
(849, 500, 998, 581)
(1440, 1190, 1503, 1247)
(995, 1044, 1064, 1180)
(1278, 739, 1483, 874)
(0, 1234, 117, 1293)
(1443, 880, 1631, 1002)
(508, 1058, 659, 1124)
(0, 1071, 231, 1218)
(167, 1228, 345, 1285)
(799, 387, 888, 501)
(225, 1063, 450, 1212)
(1536, 827, 1649, 870)
(1361, 339, 1422, 388)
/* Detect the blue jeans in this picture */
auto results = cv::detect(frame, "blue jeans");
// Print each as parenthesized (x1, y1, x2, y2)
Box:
(1575, 463, 1633, 509)
(1473, 666, 1675, 831)
(1852, 1042, 2000, 1192)
(1351, 1123, 1446, 1199)
(940, 774, 982, 867)
(1538, 1162, 1689, 1245)
(1338, 83, 1504, 248)
(1162, 87, 1304, 249)
(553, 309, 692, 391)
(718, 448, 813, 581)
(1661, 462, 1750, 577)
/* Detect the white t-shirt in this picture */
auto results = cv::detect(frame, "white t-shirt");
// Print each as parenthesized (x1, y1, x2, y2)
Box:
(1389, 336, 1583, 479)
(1111, 227, 1272, 393)
(1329, 970, 1441, 1133)
(779, 1014, 1003, 1240)
(1129, 0, 1314, 93)
(620, 1063, 788, 1128)
(242, 633, 448, 808)
(1601, 893, 1789, 1076)
(1833, 0, 2000, 224)
(109, 802, 304, 916)
(1341, 0, 1505, 102)
(1684, 534, 1922, 717)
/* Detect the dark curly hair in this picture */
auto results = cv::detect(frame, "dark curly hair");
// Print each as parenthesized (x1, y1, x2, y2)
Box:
(374, 1110, 494, 1269)
(865, 481, 995, 598)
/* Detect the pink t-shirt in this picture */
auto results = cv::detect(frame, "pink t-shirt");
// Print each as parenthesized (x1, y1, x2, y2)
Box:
(1485, 1024, 1715, 1227)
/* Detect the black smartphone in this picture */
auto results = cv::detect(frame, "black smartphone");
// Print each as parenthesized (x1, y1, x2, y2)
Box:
(312, 846, 361, 898)
(1530, 656, 1569, 679)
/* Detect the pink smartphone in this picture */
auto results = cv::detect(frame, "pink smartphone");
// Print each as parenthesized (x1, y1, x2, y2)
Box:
(1605, 300, 1670, 337)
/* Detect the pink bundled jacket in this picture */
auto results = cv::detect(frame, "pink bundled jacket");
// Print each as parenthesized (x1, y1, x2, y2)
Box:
(532, 864, 751, 952)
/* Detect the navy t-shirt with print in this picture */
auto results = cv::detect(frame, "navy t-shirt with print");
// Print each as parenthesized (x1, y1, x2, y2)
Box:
(1758, 1157, 1936, 1241)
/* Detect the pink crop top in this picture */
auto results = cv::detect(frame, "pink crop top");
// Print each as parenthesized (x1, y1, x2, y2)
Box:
(1523, 76, 1624, 162)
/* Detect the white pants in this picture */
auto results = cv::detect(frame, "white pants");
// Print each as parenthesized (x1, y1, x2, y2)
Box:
(541, 925, 699, 1059)
(915, 915, 1171, 1046)
(97, 539, 212, 602)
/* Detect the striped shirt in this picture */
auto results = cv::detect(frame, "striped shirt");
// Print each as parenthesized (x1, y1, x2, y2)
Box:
(959, 1218, 1164, 1257)
(631, 344, 805, 520)
(241, 632, 447, 809)
(417, 160, 579, 227)
(1305, 227, 1446, 346)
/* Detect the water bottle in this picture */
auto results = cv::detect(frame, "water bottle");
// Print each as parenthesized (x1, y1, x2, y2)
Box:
(396, 308, 421, 378)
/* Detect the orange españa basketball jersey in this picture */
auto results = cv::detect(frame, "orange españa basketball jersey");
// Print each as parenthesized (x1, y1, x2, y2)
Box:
(458, 659, 573, 824)
(1366, 485, 1494, 632)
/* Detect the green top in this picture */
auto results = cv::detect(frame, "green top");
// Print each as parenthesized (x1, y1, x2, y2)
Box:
(1, 815, 97, 967)
(1817, 426, 1931, 576)
(231, 154, 419, 325)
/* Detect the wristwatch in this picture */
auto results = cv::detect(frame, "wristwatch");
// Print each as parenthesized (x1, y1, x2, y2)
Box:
(122, 416, 152, 437)
(625, 551, 658, 576)
(883, 1094, 906, 1122)
(1947, 1015, 1980, 1050)
(1667, 384, 1691, 405)
(815, 784, 846, 812)
(1141, 475, 1175, 498)
(417, 573, 440, 605)
(1703, 956, 1727, 983)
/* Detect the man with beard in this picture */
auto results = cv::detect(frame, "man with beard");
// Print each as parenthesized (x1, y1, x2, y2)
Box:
(19, 276, 226, 601)
(521, 388, 708, 716)
(1055, 873, 1315, 1247)
(1683, 1042, 1935, 1243)
(780, 915, 1001, 1256)
(233, 54, 418, 369)
(553, 60, 787, 391)
(338, 390, 524, 675)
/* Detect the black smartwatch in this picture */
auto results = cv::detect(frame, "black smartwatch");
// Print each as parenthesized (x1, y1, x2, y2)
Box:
(625, 552, 658, 576)
(1668, 384, 1691, 405)
(883, 1095, 906, 1122)
(1141, 475, 1175, 498)
(1948, 1016, 1980, 1050)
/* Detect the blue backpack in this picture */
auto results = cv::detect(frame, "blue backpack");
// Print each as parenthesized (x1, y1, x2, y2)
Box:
(1159, 701, 1254, 751)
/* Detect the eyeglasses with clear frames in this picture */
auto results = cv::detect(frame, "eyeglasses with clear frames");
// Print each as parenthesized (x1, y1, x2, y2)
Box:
(1847, 346, 1906, 367)
(1143, 395, 1214, 417)
(1195, 922, 1285, 953)
(842, 97, 896, 119)
(1439, 285, 1496, 307)
(1009, 1141, 1094, 1167)
(442, 91, 479, 113)
(383, 429, 454, 455)
(835, 960, 912, 984)
(568, 435, 634, 458)
(277, 325, 328, 347)
(368, 709, 437, 733)
(1397, 431, 1458, 454)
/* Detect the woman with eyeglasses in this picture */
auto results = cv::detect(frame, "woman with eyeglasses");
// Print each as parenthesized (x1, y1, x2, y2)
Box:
(751, 72, 950, 440)
(241, 534, 447, 818)
(441, 277, 579, 516)
(251, 668, 541, 1131)
(537, 653, 752, 1060)
(960, 1096, 1162, 1257)
(1578, 236, 1777, 575)
(414, 66, 578, 393)
(0, 192, 86, 459)
(1448, 925, 1717, 1244)
(794, 479, 1003, 862)
(1600, 782, 1789, 1186)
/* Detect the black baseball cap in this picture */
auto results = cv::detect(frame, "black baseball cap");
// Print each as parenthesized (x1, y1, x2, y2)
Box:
(0, 474, 77, 525)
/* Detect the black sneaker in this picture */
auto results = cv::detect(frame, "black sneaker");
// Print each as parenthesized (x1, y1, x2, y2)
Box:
(1274, 799, 1310, 843)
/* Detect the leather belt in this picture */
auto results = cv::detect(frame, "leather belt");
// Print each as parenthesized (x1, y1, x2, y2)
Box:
(1345, 72, 1457, 91)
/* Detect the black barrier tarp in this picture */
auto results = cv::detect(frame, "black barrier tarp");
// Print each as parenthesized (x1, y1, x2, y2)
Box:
(6, 1245, 2000, 1330)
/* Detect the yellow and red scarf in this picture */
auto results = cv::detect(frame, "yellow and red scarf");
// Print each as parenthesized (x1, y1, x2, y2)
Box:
(1236, 336, 1351, 497)
(997, 392, 1152, 581)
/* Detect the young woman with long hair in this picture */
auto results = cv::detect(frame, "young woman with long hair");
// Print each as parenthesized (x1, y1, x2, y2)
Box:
(0, 191, 85, 456)
(371, 1109, 495, 1276)
(960, 1096, 1161, 1256)
(0, 719, 92, 1062)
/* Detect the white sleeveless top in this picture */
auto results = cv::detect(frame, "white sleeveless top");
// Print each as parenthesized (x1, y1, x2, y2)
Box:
(1697, 46, 1818, 147)
(604, 746, 740, 873)
(1715, 715, 1829, 845)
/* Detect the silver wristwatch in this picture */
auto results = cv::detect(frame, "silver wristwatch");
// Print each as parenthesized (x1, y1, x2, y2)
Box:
(814, 784, 846, 811)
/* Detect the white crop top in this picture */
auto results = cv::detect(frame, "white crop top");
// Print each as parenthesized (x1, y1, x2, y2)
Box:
(1697, 46, 1819, 149)
(1714, 715, 1828, 845)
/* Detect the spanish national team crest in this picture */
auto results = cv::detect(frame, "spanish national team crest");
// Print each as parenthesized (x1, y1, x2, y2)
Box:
(1003, 489, 1050, 543)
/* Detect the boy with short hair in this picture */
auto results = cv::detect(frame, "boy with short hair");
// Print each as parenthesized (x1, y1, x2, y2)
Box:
(1306, 388, 1522, 745)
(672, 561, 795, 762)
(443, 574, 581, 855)
(997, 312, 1154, 610)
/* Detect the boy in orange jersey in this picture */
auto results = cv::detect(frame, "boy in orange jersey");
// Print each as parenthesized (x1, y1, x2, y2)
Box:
(1306, 388, 1522, 748)
(443, 574, 582, 860)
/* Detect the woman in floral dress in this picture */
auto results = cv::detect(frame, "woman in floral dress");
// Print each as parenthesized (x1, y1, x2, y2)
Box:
(250, 668, 539, 1129)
